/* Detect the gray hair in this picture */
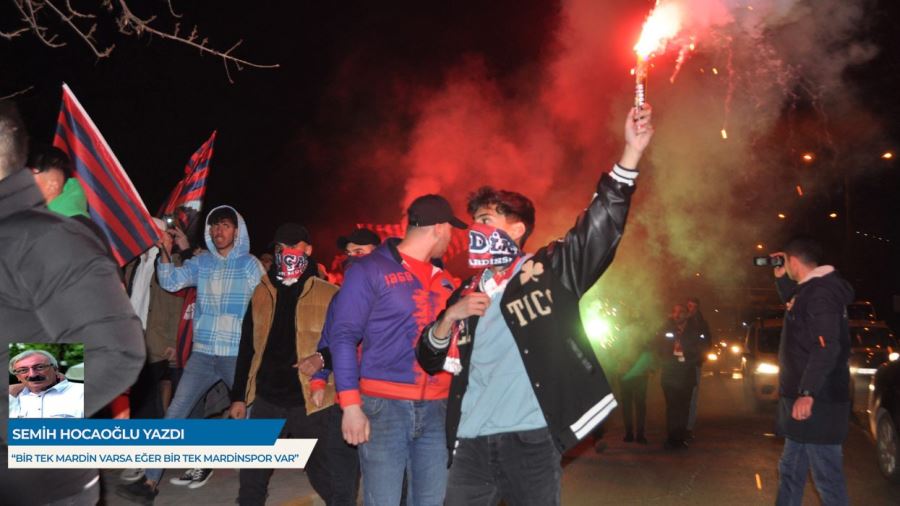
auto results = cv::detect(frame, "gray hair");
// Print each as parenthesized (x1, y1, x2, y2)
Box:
(9, 349, 59, 374)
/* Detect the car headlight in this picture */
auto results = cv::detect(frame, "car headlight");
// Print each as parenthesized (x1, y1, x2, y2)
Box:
(707, 353, 718, 361)
(756, 362, 779, 374)
(731, 345, 741, 354)
(890, 352, 899, 362)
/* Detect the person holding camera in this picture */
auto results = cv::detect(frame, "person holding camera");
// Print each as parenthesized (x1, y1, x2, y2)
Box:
(771, 237, 853, 506)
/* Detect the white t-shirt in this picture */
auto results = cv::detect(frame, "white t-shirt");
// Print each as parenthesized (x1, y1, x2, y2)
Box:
(9, 379, 84, 418)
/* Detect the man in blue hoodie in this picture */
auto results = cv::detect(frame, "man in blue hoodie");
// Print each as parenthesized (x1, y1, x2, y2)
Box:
(118, 205, 263, 504)
(772, 237, 853, 506)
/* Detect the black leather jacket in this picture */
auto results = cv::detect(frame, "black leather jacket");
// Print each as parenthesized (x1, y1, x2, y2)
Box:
(418, 172, 635, 455)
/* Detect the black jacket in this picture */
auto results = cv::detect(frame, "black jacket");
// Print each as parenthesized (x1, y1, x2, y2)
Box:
(775, 269, 853, 444)
(418, 172, 634, 454)
(0, 170, 145, 504)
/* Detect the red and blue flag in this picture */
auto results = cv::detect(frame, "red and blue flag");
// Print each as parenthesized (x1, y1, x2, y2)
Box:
(160, 131, 216, 216)
(53, 84, 159, 266)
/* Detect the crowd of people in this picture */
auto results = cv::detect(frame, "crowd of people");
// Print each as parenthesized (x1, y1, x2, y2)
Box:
(2, 93, 854, 506)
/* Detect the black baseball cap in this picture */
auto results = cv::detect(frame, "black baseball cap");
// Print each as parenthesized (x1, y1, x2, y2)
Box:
(273, 223, 311, 245)
(406, 194, 467, 229)
(337, 228, 382, 251)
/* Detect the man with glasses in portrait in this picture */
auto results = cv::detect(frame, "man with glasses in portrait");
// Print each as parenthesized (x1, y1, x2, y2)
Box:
(8, 349, 84, 418)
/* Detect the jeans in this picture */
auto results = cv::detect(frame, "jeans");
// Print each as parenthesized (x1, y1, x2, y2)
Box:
(237, 395, 331, 506)
(144, 352, 237, 484)
(777, 438, 849, 506)
(358, 395, 447, 506)
(619, 375, 648, 437)
(445, 427, 561, 506)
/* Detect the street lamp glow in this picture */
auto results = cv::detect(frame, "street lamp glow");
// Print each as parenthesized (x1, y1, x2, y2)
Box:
(756, 243, 764, 250)
(829, 212, 838, 219)
(796, 185, 804, 197)
(777, 213, 786, 219)
(883, 152, 894, 160)
(802, 153, 814, 163)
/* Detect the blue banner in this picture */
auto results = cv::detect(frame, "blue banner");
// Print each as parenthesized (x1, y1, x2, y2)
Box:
(8, 419, 286, 446)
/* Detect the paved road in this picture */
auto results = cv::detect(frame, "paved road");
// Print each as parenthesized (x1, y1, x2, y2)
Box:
(560, 370, 900, 505)
(99, 370, 900, 505)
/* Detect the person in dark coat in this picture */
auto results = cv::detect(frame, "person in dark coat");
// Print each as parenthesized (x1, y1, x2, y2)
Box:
(684, 296, 712, 439)
(772, 237, 853, 506)
(657, 303, 696, 449)
(0, 101, 146, 504)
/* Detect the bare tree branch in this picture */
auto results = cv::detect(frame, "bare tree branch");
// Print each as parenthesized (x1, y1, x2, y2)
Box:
(43, 0, 114, 58)
(166, 0, 182, 19)
(5, 0, 279, 81)
(64, 0, 94, 19)
(0, 85, 35, 101)
(15, 0, 66, 48)
(0, 26, 29, 40)
(115, 0, 279, 82)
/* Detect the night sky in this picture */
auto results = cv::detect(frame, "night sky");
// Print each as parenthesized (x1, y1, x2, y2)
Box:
(3, 0, 898, 325)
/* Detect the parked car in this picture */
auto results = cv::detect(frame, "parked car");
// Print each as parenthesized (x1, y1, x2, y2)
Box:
(849, 323, 898, 413)
(742, 318, 782, 410)
(705, 337, 743, 376)
(868, 359, 900, 483)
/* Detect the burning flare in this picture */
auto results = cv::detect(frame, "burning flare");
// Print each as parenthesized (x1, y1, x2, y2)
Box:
(633, 2, 684, 108)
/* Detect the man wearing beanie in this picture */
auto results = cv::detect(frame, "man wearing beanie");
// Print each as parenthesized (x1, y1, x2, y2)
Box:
(229, 223, 339, 505)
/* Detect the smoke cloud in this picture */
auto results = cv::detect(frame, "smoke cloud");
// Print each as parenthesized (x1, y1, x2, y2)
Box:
(309, 0, 880, 348)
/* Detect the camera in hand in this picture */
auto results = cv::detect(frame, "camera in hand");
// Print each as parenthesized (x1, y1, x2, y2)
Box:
(163, 214, 177, 228)
(753, 255, 784, 267)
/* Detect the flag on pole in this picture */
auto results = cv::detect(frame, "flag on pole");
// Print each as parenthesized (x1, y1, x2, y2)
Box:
(160, 131, 216, 216)
(53, 84, 159, 266)
(161, 133, 216, 370)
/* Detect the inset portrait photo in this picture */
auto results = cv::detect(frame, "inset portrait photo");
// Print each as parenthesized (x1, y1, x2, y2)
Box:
(8, 343, 84, 418)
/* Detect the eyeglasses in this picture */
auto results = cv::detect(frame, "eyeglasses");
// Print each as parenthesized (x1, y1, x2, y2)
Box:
(12, 363, 53, 375)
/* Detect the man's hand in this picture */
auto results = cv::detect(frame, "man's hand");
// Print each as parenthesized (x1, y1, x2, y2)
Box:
(158, 229, 174, 262)
(791, 396, 814, 420)
(445, 293, 491, 322)
(311, 389, 325, 408)
(771, 251, 787, 279)
(297, 354, 325, 376)
(619, 104, 654, 169)
(170, 227, 190, 252)
(432, 293, 492, 339)
(9, 382, 25, 396)
(342, 404, 370, 445)
(229, 401, 247, 420)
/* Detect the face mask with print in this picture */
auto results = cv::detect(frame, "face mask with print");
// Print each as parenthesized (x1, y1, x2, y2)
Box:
(275, 246, 308, 286)
(467, 223, 520, 268)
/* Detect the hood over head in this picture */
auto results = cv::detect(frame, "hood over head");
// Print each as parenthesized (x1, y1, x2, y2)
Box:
(204, 204, 251, 260)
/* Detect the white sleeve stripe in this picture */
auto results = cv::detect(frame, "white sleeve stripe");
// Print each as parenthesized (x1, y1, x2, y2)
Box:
(610, 164, 639, 186)
(428, 326, 451, 349)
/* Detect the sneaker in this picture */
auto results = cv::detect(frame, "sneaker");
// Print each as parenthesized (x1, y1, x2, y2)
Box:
(120, 468, 145, 482)
(187, 468, 214, 489)
(115, 480, 158, 505)
(169, 468, 201, 486)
